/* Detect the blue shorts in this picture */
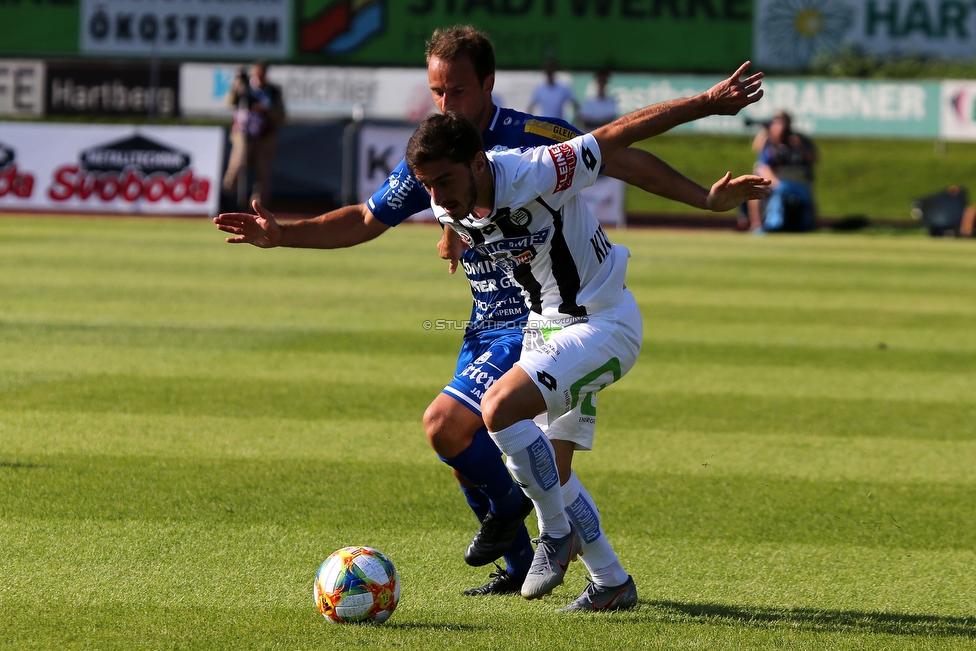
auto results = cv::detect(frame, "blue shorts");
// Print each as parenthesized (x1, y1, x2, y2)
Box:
(442, 332, 523, 417)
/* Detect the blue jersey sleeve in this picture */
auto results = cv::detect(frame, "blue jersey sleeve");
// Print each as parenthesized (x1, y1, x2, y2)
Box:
(484, 109, 583, 151)
(366, 157, 434, 227)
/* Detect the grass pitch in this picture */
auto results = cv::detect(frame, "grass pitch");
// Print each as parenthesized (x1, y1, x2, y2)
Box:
(1, 216, 975, 650)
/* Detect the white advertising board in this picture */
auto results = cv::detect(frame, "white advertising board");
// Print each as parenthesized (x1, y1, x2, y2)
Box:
(181, 63, 546, 122)
(181, 64, 432, 121)
(581, 176, 625, 228)
(80, 0, 290, 59)
(940, 80, 976, 142)
(0, 123, 223, 215)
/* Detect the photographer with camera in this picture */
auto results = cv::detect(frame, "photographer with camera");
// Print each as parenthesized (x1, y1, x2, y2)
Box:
(221, 61, 285, 210)
(746, 110, 817, 233)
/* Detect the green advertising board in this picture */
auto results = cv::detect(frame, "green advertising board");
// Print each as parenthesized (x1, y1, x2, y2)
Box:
(297, 0, 753, 72)
(0, 0, 80, 55)
(573, 72, 942, 138)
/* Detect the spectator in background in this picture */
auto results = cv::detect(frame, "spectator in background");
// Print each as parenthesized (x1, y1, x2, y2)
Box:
(527, 58, 577, 120)
(222, 61, 286, 209)
(747, 110, 818, 232)
(576, 69, 618, 130)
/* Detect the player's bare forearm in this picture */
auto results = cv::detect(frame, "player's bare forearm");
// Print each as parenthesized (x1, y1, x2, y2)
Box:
(278, 203, 390, 249)
(604, 150, 771, 213)
(602, 148, 710, 210)
(593, 95, 712, 161)
(593, 61, 763, 161)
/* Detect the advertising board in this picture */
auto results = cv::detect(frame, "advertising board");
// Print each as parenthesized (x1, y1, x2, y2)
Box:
(0, 0, 79, 56)
(297, 1, 752, 72)
(181, 63, 543, 122)
(939, 80, 976, 142)
(0, 123, 223, 216)
(80, 0, 290, 60)
(582, 73, 942, 138)
(46, 61, 180, 118)
(0, 60, 45, 116)
(755, 0, 976, 70)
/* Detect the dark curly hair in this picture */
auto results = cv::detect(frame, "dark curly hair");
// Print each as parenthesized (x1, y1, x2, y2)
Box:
(406, 112, 485, 174)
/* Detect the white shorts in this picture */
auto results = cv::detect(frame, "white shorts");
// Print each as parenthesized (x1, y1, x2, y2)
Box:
(516, 289, 643, 451)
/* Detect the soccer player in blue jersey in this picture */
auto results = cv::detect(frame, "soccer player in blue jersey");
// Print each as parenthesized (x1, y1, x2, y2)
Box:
(214, 25, 769, 603)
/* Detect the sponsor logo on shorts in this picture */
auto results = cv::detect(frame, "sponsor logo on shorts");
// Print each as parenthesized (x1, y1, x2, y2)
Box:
(536, 343, 559, 359)
(459, 363, 499, 399)
(536, 370, 557, 391)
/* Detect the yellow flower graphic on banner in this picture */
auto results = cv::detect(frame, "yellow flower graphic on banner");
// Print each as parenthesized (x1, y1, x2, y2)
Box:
(759, 0, 854, 67)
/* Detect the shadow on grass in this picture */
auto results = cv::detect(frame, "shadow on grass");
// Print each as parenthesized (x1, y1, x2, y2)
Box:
(385, 622, 486, 632)
(647, 601, 976, 638)
(0, 461, 43, 469)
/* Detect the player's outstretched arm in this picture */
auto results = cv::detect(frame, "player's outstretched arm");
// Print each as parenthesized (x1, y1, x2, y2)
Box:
(603, 149, 770, 212)
(705, 172, 771, 212)
(214, 201, 390, 249)
(214, 200, 282, 247)
(592, 61, 763, 162)
(603, 148, 714, 210)
(700, 61, 764, 116)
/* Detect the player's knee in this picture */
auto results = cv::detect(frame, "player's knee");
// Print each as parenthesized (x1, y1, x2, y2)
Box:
(422, 401, 447, 448)
(423, 399, 476, 457)
(480, 385, 508, 433)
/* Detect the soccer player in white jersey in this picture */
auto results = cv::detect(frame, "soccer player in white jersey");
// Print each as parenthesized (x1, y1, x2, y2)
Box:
(406, 109, 769, 609)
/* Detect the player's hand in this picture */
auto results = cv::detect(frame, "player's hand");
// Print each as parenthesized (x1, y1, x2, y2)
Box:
(213, 199, 282, 247)
(705, 172, 771, 213)
(438, 226, 463, 274)
(704, 61, 764, 115)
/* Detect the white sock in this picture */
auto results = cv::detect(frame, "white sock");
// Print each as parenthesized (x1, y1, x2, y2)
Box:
(561, 472, 630, 587)
(489, 420, 570, 536)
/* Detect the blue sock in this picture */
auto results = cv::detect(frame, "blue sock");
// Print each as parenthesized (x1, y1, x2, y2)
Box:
(441, 427, 534, 579)
(459, 485, 490, 522)
(456, 484, 532, 578)
(440, 427, 523, 517)
(505, 526, 533, 578)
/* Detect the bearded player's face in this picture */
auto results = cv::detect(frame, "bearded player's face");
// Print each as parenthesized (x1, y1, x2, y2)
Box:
(428, 55, 494, 131)
(413, 156, 479, 221)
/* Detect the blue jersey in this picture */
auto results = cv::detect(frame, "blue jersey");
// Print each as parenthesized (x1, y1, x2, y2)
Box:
(367, 106, 582, 341)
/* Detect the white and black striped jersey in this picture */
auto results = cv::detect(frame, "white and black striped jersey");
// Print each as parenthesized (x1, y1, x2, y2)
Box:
(433, 133, 629, 319)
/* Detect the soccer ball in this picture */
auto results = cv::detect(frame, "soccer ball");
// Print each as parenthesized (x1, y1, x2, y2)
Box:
(313, 546, 401, 624)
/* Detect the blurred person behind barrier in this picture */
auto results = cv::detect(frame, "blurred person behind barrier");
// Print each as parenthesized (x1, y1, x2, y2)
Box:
(222, 61, 285, 209)
(747, 110, 817, 232)
(527, 58, 577, 120)
(577, 69, 617, 131)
